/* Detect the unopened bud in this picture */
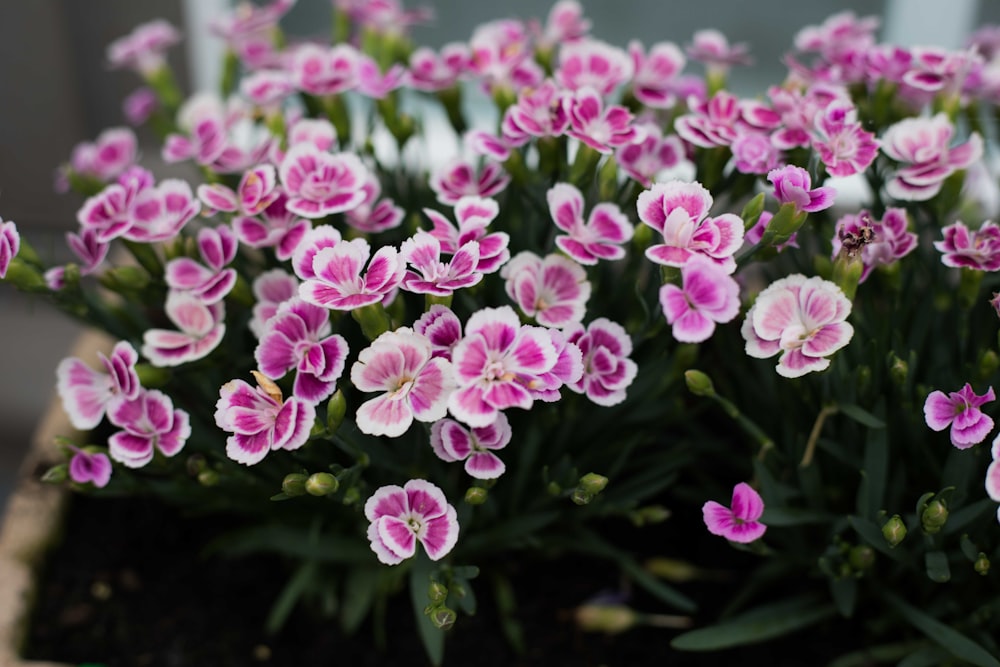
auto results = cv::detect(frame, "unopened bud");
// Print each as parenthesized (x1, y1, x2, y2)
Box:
(326, 390, 347, 434)
(351, 303, 392, 341)
(571, 488, 593, 505)
(99, 265, 150, 293)
(975, 553, 990, 576)
(464, 487, 488, 505)
(979, 349, 999, 379)
(41, 464, 68, 484)
(684, 369, 715, 397)
(198, 469, 220, 486)
(186, 454, 207, 476)
(921, 499, 948, 534)
(305, 472, 338, 496)
(578, 472, 608, 495)
(629, 505, 671, 526)
(574, 604, 637, 634)
(546, 481, 562, 496)
(740, 193, 766, 231)
(428, 581, 448, 606)
(3, 258, 47, 291)
(428, 606, 456, 631)
(645, 557, 701, 583)
(887, 353, 908, 387)
(342, 487, 361, 506)
(848, 545, 875, 572)
(882, 514, 907, 547)
(281, 473, 308, 497)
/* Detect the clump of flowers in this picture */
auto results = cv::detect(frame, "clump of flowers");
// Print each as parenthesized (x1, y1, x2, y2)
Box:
(6, 3, 1000, 664)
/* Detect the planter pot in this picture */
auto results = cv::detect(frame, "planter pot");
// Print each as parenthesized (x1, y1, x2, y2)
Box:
(0, 331, 111, 667)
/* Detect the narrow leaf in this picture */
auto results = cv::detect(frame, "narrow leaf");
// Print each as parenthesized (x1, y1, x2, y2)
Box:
(410, 555, 445, 666)
(341, 568, 378, 635)
(839, 403, 885, 428)
(759, 507, 833, 526)
(924, 551, 951, 583)
(671, 596, 836, 651)
(829, 577, 857, 618)
(265, 560, 319, 635)
(883, 591, 1000, 667)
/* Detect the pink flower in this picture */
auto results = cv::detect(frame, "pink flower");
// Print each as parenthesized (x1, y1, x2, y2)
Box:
(278, 144, 369, 218)
(615, 125, 685, 187)
(344, 176, 404, 234)
(881, 113, 983, 201)
(686, 29, 752, 72)
(924, 383, 996, 449)
(534, 0, 591, 49)
(0, 218, 20, 279)
(414, 305, 463, 360)
(986, 437, 1000, 523)
(629, 40, 686, 108)
(240, 69, 295, 108)
(291, 224, 343, 281)
(731, 131, 782, 175)
(674, 90, 742, 149)
(123, 87, 158, 126)
(811, 101, 879, 177)
(467, 19, 541, 91)
(400, 231, 483, 297)
(546, 182, 633, 264)
(211, 0, 295, 68)
(197, 164, 280, 217)
(831, 209, 917, 282)
(556, 39, 633, 96)
(163, 94, 272, 173)
(76, 179, 145, 243)
(107, 389, 190, 469)
(565, 318, 637, 407)
(69, 128, 137, 183)
(66, 228, 110, 276)
(298, 238, 405, 310)
(448, 306, 558, 427)
(68, 447, 112, 489)
(141, 292, 226, 367)
(423, 197, 510, 274)
(232, 192, 311, 262)
(249, 268, 299, 338)
(464, 130, 511, 162)
(165, 225, 239, 304)
(429, 159, 510, 206)
(567, 87, 642, 154)
(356, 55, 407, 99)
(406, 44, 469, 92)
(214, 373, 316, 465)
(501, 80, 571, 147)
(431, 414, 511, 479)
(703, 482, 767, 543)
(124, 179, 199, 243)
(637, 180, 744, 273)
(351, 328, 456, 437)
(741, 274, 853, 378)
(56, 341, 141, 430)
(767, 165, 835, 214)
(107, 19, 180, 75)
(660, 256, 741, 343)
(289, 43, 359, 97)
(501, 251, 591, 328)
(934, 220, 1000, 271)
(256, 298, 349, 404)
(365, 479, 459, 565)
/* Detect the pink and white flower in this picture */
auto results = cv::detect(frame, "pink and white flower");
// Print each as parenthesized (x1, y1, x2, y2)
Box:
(165, 225, 239, 304)
(423, 197, 510, 274)
(124, 179, 199, 243)
(565, 318, 637, 407)
(881, 113, 983, 201)
(142, 291, 226, 367)
(501, 80, 571, 147)
(365, 479, 459, 565)
(344, 176, 404, 234)
(292, 224, 343, 281)
(546, 183, 633, 264)
(107, 19, 180, 75)
(674, 90, 742, 148)
(741, 274, 853, 378)
(107, 389, 190, 468)
(256, 298, 349, 404)
(414, 305, 463, 360)
(429, 159, 510, 206)
(629, 40, 686, 108)
(831, 209, 917, 282)
(501, 251, 591, 328)
(407, 44, 469, 92)
(249, 268, 300, 338)
(68, 128, 137, 183)
(163, 94, 273, 173)
(703, 482, 767, 543)
(615, 125, 686, 187)
(0, 218, 20, 279)
(467, 19, 541, 92)
(298, 238, 405, 310)
(935, 220, 1000, 271)
(289, 43, 359, 97)
(767, 165, 836, 214)
(123, 87, 158, 126)
(232, 192, 311, 262)
(534, 0, 591, 49)
(400, 231, 483, 297)
(659, 256, 741, 343)
(637, 180, 744, 273)
(66, 228, 110, 276)
(924, 383, 995, 449)
(556, 39, 633, 96)
(448, 306, 558, 427)
(278, 144, 369, 218)
(351, 328, 456, 437)
(566, 86, 643, 154)
(811, 101, 879, 178)
(76, 178, 146, 243)
(686, 29, 752, 73)
(197, 164, 280, 217)
(730, 131, 783, 175)
(56, 341, 141, 430)
(68, 447, 112, 489)
(431, 413, 511, 479)
(214, 373, 316, 465)
(986, 436, 1000, 523)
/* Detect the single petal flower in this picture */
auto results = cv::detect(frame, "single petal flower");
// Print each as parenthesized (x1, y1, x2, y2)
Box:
(278, 144, 370, 218)
(57, 341, 142, 430)
(429, 159, 510, 206)
(546, 183, 633, 264)
(934, 220, 1000, 271)
(125, 179, 199, 243)
(298, 238, 405, 311)
(68, 447, 112, 488)
(365, 479, 459, 565)
(107, 389, 191, 468)
(430, 414, 511, 479)
(400, 231, 483, 297)
(703, 482, 767, 543)
(924, 383, 995, 449)
(660, 256, 741, 343)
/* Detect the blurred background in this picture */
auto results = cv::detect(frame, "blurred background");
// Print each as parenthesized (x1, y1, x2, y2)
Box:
(1, 0, 996, 510)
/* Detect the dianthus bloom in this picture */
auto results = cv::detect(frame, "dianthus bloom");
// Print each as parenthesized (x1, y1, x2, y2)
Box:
(68, 447, 112, 489)
(57, 340, 141, 430)
(565, 318, 637, 406)
(107, 389, 191, 469)
(365, 479, 459, 565)
(430, 414, 511, 479)
(546, 183, 633, 264)
(934, 220, 1000, 271)
(767, 165, 835, 214)
(986, 437, 1000, 524)
(298, 237, 405, 310)
(924, 383, 995, 449)
(0, 218, 21, 279)
(660, 256, 741, 343)
(703, 482, 767, 543)
(501, 251, 591, 328)
(881, 113, 982, 201)
(831, 209, 917, 282)
(741, 275, 853, 378)
(278, 144, 370, 218)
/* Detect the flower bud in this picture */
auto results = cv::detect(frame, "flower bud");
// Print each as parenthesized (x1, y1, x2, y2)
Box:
(571, 488, 594, 505)
(684, 369, 716, 397)
(281, 473, 308, 497)
(882, 514, 907, 547)
(99, 265, 150, 293)
(546, 481, 562, 496)
(598, 156, 620, 201)
(326, 390, 347, 434)
(578, 472, 608, 495)
(185, 454, 207, 476)
(428, 581, 448, 606)
(41, 464, 68, 484)
(428, 606, 456, 631)
(197, 469, 220, 487)
(464, 487, 488, 505)
(3, 258, 47, 291)
(628, 505, 671, 526)
(574, 604, 637, 634)
(305, 472, 339, 496)
(759, 202, 806, 248)
(644, 557, 701, 583)
(351, 303, 392, 341)
(975, 553, 990, 576)
(848, 545, 875, 572)
(740, 192, 766, 231)
(921, 499, 948, 534)
(887, 352, 908, 387)
(979, 349, 999, 380)
(342, 487, 361, 506)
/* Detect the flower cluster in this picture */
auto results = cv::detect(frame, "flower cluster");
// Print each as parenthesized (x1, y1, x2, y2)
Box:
(6, 3, 1000, 662)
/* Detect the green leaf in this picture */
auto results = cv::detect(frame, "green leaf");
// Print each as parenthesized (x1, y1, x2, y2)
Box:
(670, 596, 836, 651)
(857, 401, 888, 519)
(205, 524, 371, 563)
(924, 551, 951, 583)
(943, 498, 997, 536)
(897, 646, 952, 667)
(341, 568, 378, 635)
(882, 591, 1000, 667)
(410, 554, 445, 667)
(265, 560, 319, 635)
(759, 507, 833, 526)
(838, 403, 885, 428)
(829, 577, 857, 618)
(827, 640, 930, 667)
(960, 534, 981, 562)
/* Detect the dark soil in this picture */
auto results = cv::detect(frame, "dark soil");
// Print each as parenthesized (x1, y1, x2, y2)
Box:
(23, 494, 851, 666)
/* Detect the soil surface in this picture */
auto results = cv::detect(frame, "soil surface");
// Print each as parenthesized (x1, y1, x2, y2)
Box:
(23, 494, 847, 666)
